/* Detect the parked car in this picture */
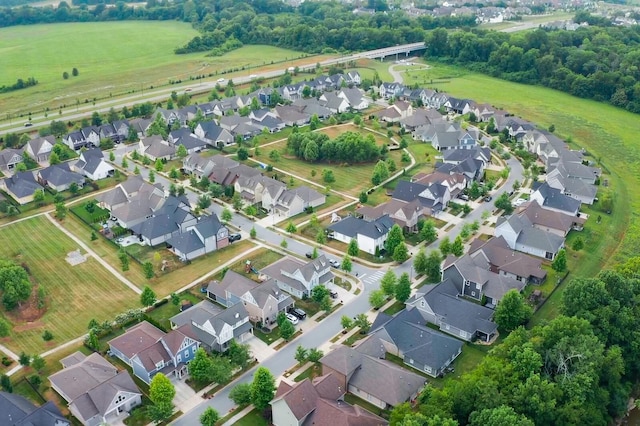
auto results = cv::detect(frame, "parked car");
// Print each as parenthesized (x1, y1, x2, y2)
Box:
(229, 233, 242, 242)
(285, 313, 299, 325)
(24, 122, 33, 127)
(458, 194, 469, 201)
(329, 259, 340, 268)
(513, 198, 527, 207)
(305, 252, 313, 259)
(329, 289, 338, 299)
(291, 308, 307, 320)
(217, 78, 225, 83)
(484, 195, 492, 202)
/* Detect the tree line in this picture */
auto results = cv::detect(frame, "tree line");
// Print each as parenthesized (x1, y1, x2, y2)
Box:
(391, 264, 640, 425)
(286, 131, 382, 164)
(0, 77, 37, 94)
(424, 15, 640, 113)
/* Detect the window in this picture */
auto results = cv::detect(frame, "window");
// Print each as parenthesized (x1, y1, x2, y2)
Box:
(420, 300, 425, 308)
(409, 358, 414, 364)
(155, 361, 164, 369)
(177, 354, 182, 363)
(184, 350, 189, 357)
(471, 291, 476, 297)
(546, 252, 554, 260)
(115, 394, 126, 404)
(464, 279, 470, 287)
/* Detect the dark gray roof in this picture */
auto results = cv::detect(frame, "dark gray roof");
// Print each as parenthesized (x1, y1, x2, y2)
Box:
(39, 163, 85, 187)
(0, 392, 69, 426)
(532, 182, 581, 214)
(171, 300, 224, 328)
(4, 171, 42, 198)
(78, 148, 110, 174)
(392, 180, 427, 203)
(166, 229, 203, 254)
(328, 215, 394, 240)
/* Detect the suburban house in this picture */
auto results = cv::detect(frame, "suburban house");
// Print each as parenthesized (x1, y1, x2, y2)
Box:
(129, 196, 197, 246)
(0, 391, 69, 426)
(374, 100, 413, 123)
(271, 375, 387, 426)
(23, 136, 55, 163)
(400, 108, 443, 132)
(363, 307, 464, 377)
(108, 321, 200, 384)
(291, 98, 333, 120)
(97, 176, 166, 229)
(407, 279, 497, 342)
(468, 236, 547, 284)
(272, 186, 326, 218)
(234, 174, 285, 208)
(516, 200, 585, 237)
(442, 249, 526, 306)
(37, 163, 86, 192)
(319, 92, 350, 114)
(443, 97, 474, 115)
(378, 82, 405, 99)
(337, 87, 369, 110)
(63, 127, 100, 151)
(166, 213, 229, 261)
(49, 352, 142, 426)
(392, 180, 451, 215)
(495, 212, 566, 260)
(411, 171, 467, 199)
(357, 198, 428, 233)
(168, 127, 208, 154)
(345, 70, 362, 86)
(194, 121, 234, 148)
(0, 171, 43, 205)
(546, 160, 599, 205)
(182, 153, 260, 185)
(169, 300, 253, 352)
(206, 270, 294, 326)
(73, 148, 114, 181)
(0, 148, 23, 172)
(530, 181, 581, 216)
(129, 118, 153, 138)
(319, 344, 426, 410)
(274, 105, 311, 127)
(138, 135, 176, 162)
(249, 109, 286, 133)
(261, 255, 334, 299)
(328, 215, 394, 255)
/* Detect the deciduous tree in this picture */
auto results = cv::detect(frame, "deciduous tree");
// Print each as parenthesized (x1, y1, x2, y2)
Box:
(140, 285, 156, 306)
(251, 367, 276, 411)
(395, 272, 411, 303)
(380, 270, 397, 296)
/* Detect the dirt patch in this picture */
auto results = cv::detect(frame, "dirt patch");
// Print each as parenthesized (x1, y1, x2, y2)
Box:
(4, 284, 47, 324)
(13, 321, 45, 333)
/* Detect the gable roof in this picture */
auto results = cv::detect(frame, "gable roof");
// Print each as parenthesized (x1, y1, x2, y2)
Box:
(49, 352, 118, 401)
(517, 200, 585, 234)
(261, 255, 333, 294)
(0, 392, 69, 426)
(328, 215, 394, 240)
(497, 214, 565, 254)
(531, 181, 581, 214)
(38, 163, 85, 187)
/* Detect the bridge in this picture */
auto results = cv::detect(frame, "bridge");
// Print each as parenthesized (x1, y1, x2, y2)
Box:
(355, 42, 427, 61)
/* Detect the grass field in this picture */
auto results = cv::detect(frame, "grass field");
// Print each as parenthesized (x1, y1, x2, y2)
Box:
(0, 216, 138, 354)
(0, 22, 316, 116)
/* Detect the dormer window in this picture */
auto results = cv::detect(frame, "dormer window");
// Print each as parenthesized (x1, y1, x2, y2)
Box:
(155, 361, 164, 369)
(115, 394, 126, 404)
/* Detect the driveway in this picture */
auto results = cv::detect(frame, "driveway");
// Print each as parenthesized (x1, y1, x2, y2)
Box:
(172, 376, 199, 413)
(246, 336, 276, 362)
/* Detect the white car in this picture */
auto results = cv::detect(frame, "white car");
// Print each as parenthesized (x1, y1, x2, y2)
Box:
(329, 259, 340, 268)
(217, 78, 225, 83)
(285, 313, 299, 325)
(513, 198, 527, 207)
(249, 74, 257, 79)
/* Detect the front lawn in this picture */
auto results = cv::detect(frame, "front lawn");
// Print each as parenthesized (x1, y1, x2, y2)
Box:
(232, 408, 269, 426)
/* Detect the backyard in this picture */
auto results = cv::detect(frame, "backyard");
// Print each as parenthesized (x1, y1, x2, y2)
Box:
(0, 216, 140, 354)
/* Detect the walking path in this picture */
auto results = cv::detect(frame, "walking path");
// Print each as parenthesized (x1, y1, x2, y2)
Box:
(44, 213, 142, 295)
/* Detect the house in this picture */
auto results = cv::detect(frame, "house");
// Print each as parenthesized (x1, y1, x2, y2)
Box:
(319, 93, 350, 114)
(168, 128, 208, 154)
(291, 98, 333, 120)
(169, 300, 253, 352)
(23, 136, 55, 163)
(49, 352, 141, 426)
(235, 174, 285, 208)
(250, 109, 286, 133)
(271, 374, 387, 426)
(206, 270, 294, 326)
(0, 148, 23, 172)
(375, 100, 413, 123)
(73, 148, 114, 181)
(407, 279, 497, 342)
(495, 212, 566, 260)
(392, 180, 451, 214)
(516, 200, 585, 237)
(319, 344, 425, 410)
(378, 82, 405, 99)
(108, 321, 200, 384)
(63, 131, 88, 151)
(400, 108, 443, 132)
(530, 181, 581, 216)
(37, 163, 85, 192)
(138, 135, 176, 162)
(261, 255, 334, 299)
(362, 307, 464, 377)
(442, 248, 527, 306)
(0, 391, 69, 426)
(443, 97, 473, 115)
(335, 87, 368, 110)
(357, 198, 428, 233)
(412, 171, 467, 199)
(97, 176, 165, 228)
(129, 118, 153, 138)
(442, 146, 490, 166)
(129, 196, 197, 246)
(272, 186, 326, 218)
(166, 213, 229, 261)
(275, 105, 311, 127)
(344, 70, 362, 86)
(328, 215, 394, 255)
(0, 171, 43, 205)
(468, 236, 547, 284)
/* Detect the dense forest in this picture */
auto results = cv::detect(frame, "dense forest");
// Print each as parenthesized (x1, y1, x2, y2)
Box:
(393, 263, 640, 425)
(286, 131, 383, 164)
(424, 15, 640, 113)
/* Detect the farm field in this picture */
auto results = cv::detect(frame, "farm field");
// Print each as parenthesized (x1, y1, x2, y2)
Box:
(253, 124, 406, 196)
(0, 21, 316, 116)
(0, 216, 138, 354)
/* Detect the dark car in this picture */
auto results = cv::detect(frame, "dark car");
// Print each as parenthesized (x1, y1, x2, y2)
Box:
(484, 195, 492, 202)
(229, 233, 242, 242)
(305, 252, 313, 259)
(329, 289, 338, 299)
(291, 308, 307, 320)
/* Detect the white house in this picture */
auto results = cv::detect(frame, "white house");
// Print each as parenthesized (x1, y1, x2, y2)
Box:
(73, 148, 114, 180)
(328, 215, 394, 255)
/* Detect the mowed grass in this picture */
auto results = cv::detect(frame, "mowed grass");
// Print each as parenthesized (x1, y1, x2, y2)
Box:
(0, 22, 313, 115)
(254, 124, 404, 196)
(0, 216, 138, 354)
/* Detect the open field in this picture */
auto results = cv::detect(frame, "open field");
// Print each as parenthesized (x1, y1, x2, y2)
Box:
(253, 124, 405, 196)
(0, 216, 138, 354)
(0, 22, 318, 116)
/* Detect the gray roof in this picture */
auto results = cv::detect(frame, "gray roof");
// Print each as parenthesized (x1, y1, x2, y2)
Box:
(39, 163, 85, 187)
(77, 148, 111, 174)
(71, 370, 139, 422)
(291, 185, 325, 203)
(261, 255, 333, 294)
(166, 230, 204, 254)
(24, 136, 55, 156)
(49, 352, 118, 402)
(531, 182, 581, 214)
(4, 171, 43, 198)
(469, 236, 547, 281)
(328, 215, 394, 240)
(501, 214, 565, 254)
(411, 279, 497, 335)
(129, 197, 193, 240)
(0, 392, 69, 426)
(392, 180, 428, 203)
(170, 300, 250, 346)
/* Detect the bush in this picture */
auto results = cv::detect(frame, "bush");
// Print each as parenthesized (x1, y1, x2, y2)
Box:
(42, 330, 53, 341)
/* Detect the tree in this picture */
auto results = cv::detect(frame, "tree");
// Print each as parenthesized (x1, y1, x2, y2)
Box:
(494, 193, 514, 214)
(153, 158, 164, 172)
(269, 150, 281, 162)
(348, 239, 359, 256)
(393, 242, 409, 263)
(221, 208, 232, 224)
(552, 249, 567, 272)
(322, 169, 335, 183)
(140, 285, 156, 306)
(91, 111, 102, 126)
(0, 318, 10, 337)
(189, 348, 214, 383)
(142, 261, 154, 279)
(424, 250, 443, 282)
(319, 294, 332, 311)
(232, 193, 243, 211)
(341, 255, 352, 273)
(55, 203, 67, 220)
(48, 150, 61, 166)
(1, 375, 12, 393)
(395, 272, 411, 303)
(62, 71, 69, 80)
(0, 262, 32, 310)
(200, 407, 219, 426)
(119, 251, 129, 271)
(371, 160, 390, 185)
(354, 313, 371, 334)
(228, 340, 251, 369)
(280, 238, 288, 249)
(197, 194, 211, 209)
(369, 289, 386, 309)
(359, 191, 368, 203)
(341, 315, 353, 331)
(439, 236, 451, 256)
(237, 147, 249, 161)
(72, 67, 79, 77)
(170, 292, 180, 306)
(285, 221, 297, 233)
(307, 348, 324, 363)
(42, 330, 53, 341)
(251, 367, 276, 411)
(380, 270, 397, 296)
(149, 373, 175, 423)
(295, 345, 308, 364)
(33, 189, 45, 206)
(229, 382, 253, 406)
(572, 237, 584, 251)
(311, 285, 329, 304)
(280, 317, 295, 340)
(494, 289, 532, 332)
(311, 247, 318, 259)
(413, 249, 428, 276)
(469, 405, 534, 426)
(316, 230, 327, 244)
(385, 224, 405, 255)
(18, 352, 30, 367)
(420, 219, 437, 243)
(451, 235, 464, 257)
(31, 355, 45, 372)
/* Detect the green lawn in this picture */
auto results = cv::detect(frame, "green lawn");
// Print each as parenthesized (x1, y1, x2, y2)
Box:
(0, 21, 317, 117)
(232, 408, 269, 426)
(144, 292, 202, 331)
(0, 216, 139, 354)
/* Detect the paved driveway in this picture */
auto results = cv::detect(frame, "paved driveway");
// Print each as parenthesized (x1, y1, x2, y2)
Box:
(173, 376, 199, 413)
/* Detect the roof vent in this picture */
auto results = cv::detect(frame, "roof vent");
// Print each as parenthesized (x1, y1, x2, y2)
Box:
(235, 313, 239, 319)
